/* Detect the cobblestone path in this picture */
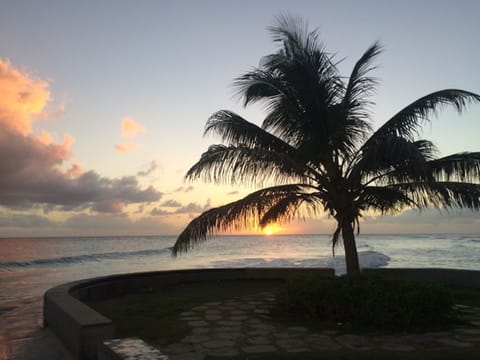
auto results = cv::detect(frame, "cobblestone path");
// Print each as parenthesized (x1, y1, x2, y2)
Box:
(162, 292, 480, 360)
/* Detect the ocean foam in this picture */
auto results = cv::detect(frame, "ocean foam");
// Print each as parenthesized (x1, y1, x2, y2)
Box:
(206, 250, 390, 275)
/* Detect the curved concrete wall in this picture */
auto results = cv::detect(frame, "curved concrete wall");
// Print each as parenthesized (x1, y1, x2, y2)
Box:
(44, 267, 334, 360)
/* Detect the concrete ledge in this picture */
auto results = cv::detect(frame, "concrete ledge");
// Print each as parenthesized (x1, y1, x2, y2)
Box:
(44, 284, 114, 360)
(44, 267, 334, 359)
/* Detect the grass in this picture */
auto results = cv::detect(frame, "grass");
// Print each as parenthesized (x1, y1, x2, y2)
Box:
(86, 279, 283, 344)
(86, 278, 480, 359)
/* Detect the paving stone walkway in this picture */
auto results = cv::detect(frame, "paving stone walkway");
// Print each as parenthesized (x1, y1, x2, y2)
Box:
(162, 292, 480, 360)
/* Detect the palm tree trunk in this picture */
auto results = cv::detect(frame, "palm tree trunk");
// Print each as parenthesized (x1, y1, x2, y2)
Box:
(342, 223, 360, 273)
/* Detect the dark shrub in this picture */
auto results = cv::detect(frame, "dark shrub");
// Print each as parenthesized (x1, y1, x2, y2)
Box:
(276, 274, 453, 331)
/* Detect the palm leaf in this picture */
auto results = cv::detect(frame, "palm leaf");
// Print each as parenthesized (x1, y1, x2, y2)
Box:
(358, 186, 416, 213)
(350, 136, 438, 184)
(205, 110, 296, 153)
(342, 41, 382, 121)
(259, 191, 324, 227)
(185, 144, 314, 186)
(235, 15, 346, 155)
(428, 152, 480, 182)
(233, 69, 288, 107)
(172, 184, 315, 255)
(391, 181, 480, 210)
(371, 89, 480, 140)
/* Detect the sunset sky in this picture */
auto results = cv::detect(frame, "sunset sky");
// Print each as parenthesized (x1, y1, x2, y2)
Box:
(1, 0, 479, 237)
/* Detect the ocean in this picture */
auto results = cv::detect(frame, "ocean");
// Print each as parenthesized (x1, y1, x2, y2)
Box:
(0, 234, 479, 305)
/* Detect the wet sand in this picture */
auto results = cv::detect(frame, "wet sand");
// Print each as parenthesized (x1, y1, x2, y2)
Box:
(0, 297, 73, 360)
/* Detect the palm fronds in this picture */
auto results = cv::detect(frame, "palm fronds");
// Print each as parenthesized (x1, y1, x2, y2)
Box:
(185, 144, 313, 186)
(350, 136, 438, 184)
(358, 186, 416, 213)
(391, 182, 480, 210)
(172, 184, 317, 255)
(259, 191, 324, 227)
(371, 90, 480, 141)
(342, 41, 382, 123)
(205, 110, 295, 153)
(428, 152, 480, 182)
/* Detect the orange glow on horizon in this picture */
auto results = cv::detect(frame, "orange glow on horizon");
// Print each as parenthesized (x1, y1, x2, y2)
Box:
(262, 224, 282, 236)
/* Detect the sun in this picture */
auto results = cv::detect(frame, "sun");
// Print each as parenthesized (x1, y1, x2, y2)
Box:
(262, 224, 280, 236)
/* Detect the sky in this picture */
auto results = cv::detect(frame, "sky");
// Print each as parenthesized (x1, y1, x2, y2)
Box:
(0, 0, 479, 237)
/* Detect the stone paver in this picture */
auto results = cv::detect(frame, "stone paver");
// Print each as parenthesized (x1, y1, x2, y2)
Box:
(161, 292, 480, 359)
(241, 344, 277, 353)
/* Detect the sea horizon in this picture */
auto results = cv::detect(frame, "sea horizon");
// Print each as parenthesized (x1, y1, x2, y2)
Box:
(2, 231, 479, 239)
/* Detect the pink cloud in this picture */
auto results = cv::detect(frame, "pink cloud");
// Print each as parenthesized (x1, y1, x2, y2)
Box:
(0, 59, 50, 134)
(66, 163, 84, 178)
(121, 117, 146, 137)
(115, 116, 146, 153)
(115, 142, 139, 153)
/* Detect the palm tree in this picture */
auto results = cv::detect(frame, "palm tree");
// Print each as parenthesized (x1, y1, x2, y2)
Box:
(172, 17, 480, 273)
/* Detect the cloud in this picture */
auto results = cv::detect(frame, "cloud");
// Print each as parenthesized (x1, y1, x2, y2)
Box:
(0, 59, 50, 134)
(0, 134, 162, 210)
(173, 185, 194, 193)
(150, 199, 211, 217)
(0, 213, 56, 228)
(121, 117, 146, 137)
(174, 199, 211, 214)
(150, 207, 171, 216)
(63, 213, 179, 235)
(0, 58, 162, 213)
(0, 212, 182, 237)
(115, 142, 139, 153)
(137, 160, 158, 177)
(66, 163, 84, 177)
(115, 116, 146, 153)
(161, 199, 182, 207)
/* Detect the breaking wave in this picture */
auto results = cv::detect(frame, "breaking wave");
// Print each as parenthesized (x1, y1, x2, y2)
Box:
(0, 247, 172, 269)
(207, 250, 390, 275)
